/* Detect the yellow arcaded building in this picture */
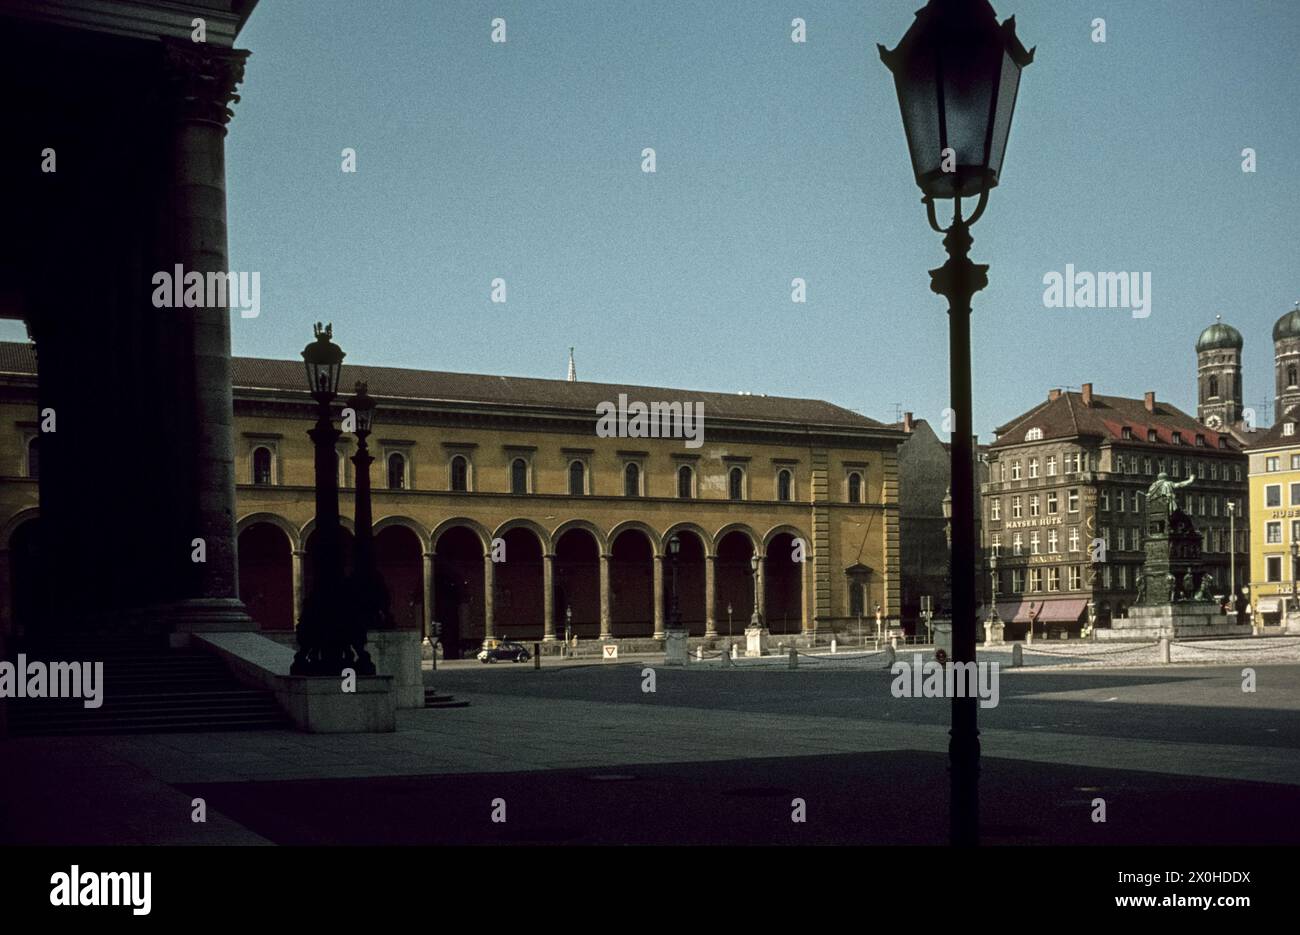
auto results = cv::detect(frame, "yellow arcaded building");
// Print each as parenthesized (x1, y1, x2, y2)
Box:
(0, 341, 904, 658)
(1245, 409, 1300, 630)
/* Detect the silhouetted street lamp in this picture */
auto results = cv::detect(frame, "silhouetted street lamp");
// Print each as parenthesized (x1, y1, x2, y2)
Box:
(668, 534, 682, 630)
(347, 381, 393, 631)
(880, 0, 1033, 847)
(293, 323, 374, 676)
(749, 553, 762, 628)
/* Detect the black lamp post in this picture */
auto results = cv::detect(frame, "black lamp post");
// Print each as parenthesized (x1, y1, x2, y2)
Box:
(292, 323, 374, 676)
(880, 0, 1033, 847)
(749, 553, 762, 628)
(668, 534, 682, 630)
(347, 381, 393, 632)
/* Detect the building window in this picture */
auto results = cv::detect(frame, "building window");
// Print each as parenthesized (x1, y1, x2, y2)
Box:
(1143, 457, 1152, 475)
(1267, 522, 1282, 544)
(1234, 465, 1241, 482)
(1048, 567, 1060, 591)
(1046, 455, 1057, 476)
(1147, 429, 1158, 442)
(1028, 458, 1039, 478)
(1011, 461, 1022, 480)
(728, 467, 744, 501)
(1290, 364, 1298, 388)
(1122, 426, 1133, 440)
(990, 534, 1001, 556)
(1030, 568, 1043, 592)
(1116, 491, 1126, 513)
(1267, 457, 1280, 472)
(1291, 455, 1300, 470)
(1046, 491, 1058, 514)
(1048, 529, 1059, 553)
(1267, 556, 1282, 582)
(1195, 434, 1206, 447)
(1292, 483, 1300, 507)
(1029, 495, 1040, 517)
(677, 465, 694, 499)
(450, 455, 469, 492)
(1011, 569, 1025, 593)
(624, 462, 641, 497)
(1266, 484, 1282, 508)
(252, 446, 273, 486)
(569, 460, 587, 496)
(1116, 454, 1125, 473)
(387, 452, 407, 489)
(26, 436, 39, 479)
(1069, 527, 1080, 552)
(777, 469, 792, 502)
(1025, 427, 1043, 441)
(1012, 533, 1023, 556)
(990, 499, 1001, 521)
(1208, 375, 1219, 397)
(1100, 490, 1110, 511)
(848, 472, 862, 503)
(1292, 520, 1300, 544)
(511, 458, 528, 494)
(1068, 488, 1079, 513)
(1030, 531, 1040, 554)
(1171, 459, 1181, 477)
(1069, 566, 1082, 589)
(1012, 496, 1022, 519)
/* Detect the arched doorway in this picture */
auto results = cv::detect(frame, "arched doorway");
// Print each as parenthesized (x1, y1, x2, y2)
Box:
(434, 526, 484, 659)
(494, 526, 544, 641)
(237, 522, 293, 631)
(765, 532, 803, 634)
(662, 529, 706, 635)
(610, 528, 654, 637)
(554, 528, 600, 640)
(715, 530, 756, 639)
(376, 524, 424, 631)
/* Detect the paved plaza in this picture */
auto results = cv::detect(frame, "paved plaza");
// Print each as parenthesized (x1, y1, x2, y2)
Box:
(4, 643, 1300, 845)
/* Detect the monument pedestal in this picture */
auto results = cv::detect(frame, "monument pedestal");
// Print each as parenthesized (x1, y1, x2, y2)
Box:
(934, 621, 952, 655)
(1097, 604, 1252, 641)
(983, 619, 1005, 645)
(745, 625, 770, 657)
(664, 628, 689, 666)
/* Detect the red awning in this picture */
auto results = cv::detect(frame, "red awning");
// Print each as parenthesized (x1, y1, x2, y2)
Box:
(1029, 599, 1088, 623)
(977, 601, 1027, 622)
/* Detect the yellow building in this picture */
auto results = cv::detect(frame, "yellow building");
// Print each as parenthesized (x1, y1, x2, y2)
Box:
(0, 341, 903, 657)
(1245, 410, 1300, 630)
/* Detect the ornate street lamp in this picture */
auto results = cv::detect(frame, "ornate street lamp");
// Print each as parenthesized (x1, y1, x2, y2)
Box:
(749, 553, 763, 628)
(668, 534, 683, 630)
(292, 323, 375, 676)
(346, 381, 393, 632)
(987, 552, 1000, 628)
(880, 0, 1033, 848)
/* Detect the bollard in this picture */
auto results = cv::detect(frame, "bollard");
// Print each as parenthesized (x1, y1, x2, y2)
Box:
(731, 643, 739, 661)
(721, 643, 733, 668)
(831, 638, 837, 655)
(534, 642, 540, 670)
(696, 646, 704, 661)
(883, 644, 896, 669)
(1159, 636, 1171, 664)
(1011, 642, 1023, 667)
(788, 646, 797, 669)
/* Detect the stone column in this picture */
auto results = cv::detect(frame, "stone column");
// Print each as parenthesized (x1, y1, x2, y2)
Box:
(422, 552, 435, 640)
(543, 554, 557, 641)
(160, 40, 253, 633)
(291, 549, 306, 631)
(705, 555, 718, 637)
(754, 556, 767, 626)
(653, 555, 666, 640)
(483, 552, 496, 640)
(599, 553, 612, 640)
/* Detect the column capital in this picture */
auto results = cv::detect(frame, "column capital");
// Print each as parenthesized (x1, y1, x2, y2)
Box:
(161, 39, 250, 127)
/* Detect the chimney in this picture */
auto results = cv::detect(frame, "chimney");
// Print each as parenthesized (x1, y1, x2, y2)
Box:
(902, 411, 914, 433)
(1048, 388, 1061, 402)
(1144, 391, 1155, 412)
(1081, 383, 1093, 407)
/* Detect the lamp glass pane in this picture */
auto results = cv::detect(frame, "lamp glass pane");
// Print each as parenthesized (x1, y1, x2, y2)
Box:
(986, 48, 1023, 185)
(897, 47, 941, 189)
(938, 43, 997, 175)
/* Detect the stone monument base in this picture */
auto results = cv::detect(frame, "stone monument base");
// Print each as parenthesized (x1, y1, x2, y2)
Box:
(745, 625, 770, 657)
(663, 628, 689, 665)
(1097, 604, 1252, 641)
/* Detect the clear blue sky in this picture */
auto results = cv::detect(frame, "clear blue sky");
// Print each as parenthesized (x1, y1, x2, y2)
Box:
(11, 1, 1294, 436)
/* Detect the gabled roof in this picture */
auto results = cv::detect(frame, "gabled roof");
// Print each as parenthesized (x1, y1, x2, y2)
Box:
(0, 342, 888, 432)
(1244, 406, 1300, 451)
(991, 390, 1239, 452)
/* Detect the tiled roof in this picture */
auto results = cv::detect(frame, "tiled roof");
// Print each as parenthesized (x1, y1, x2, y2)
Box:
(991, 390, 1239, 452)
(0, 341, 886, 431)
(1244, 406, 1300, 450)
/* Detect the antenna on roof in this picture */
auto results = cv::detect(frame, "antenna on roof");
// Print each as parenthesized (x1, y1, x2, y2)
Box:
(567, 347, 576, 382)
(893, 402, 903, 424)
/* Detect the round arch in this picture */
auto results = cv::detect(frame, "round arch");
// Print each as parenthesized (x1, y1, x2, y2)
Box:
(237, 521, 294, 630)
(550, 519, 606, 555)
(494, 518, 553, 554)
(300, 515, 356, 543)
(712, 522, 760, 554)
(236, 511, 301, 551)
(373, 514, 431, 552)
(762, 523, 810, 551)
(610, 525, 656, 638)
(1, 506, 40, 546)
(661, 521, 714, 558)
(608, 520, 661, 555)
(430, 516, 492, 555)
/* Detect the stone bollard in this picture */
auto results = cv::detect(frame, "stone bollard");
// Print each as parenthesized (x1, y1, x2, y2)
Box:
(788, 646, 798, 669)
(1159, 637, 1171, 664)
(696, 646, 704, 661)
(831, 638, 837, 655)
(534, 642, 540, 670)
(883, 644, 896, 669)
(1011, 643, 1023, 668)
(721, 643, 733, 667)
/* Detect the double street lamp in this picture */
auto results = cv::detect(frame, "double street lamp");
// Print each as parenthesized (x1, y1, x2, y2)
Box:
(668, 534, 683, 630)
(293, 323, 375, 676)
(880, 0, 1033, 847)
(346, 380, 394, 632)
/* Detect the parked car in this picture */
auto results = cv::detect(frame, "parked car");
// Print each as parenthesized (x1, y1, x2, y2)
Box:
(477, 640, 530, 663)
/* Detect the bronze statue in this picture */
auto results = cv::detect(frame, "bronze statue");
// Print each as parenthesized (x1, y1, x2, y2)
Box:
(1194, 573, 1215, 603)
(1135, 574, 1147, 605)
(1146, 471, 1196, 515)
(1181, 571, 1195, 602)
